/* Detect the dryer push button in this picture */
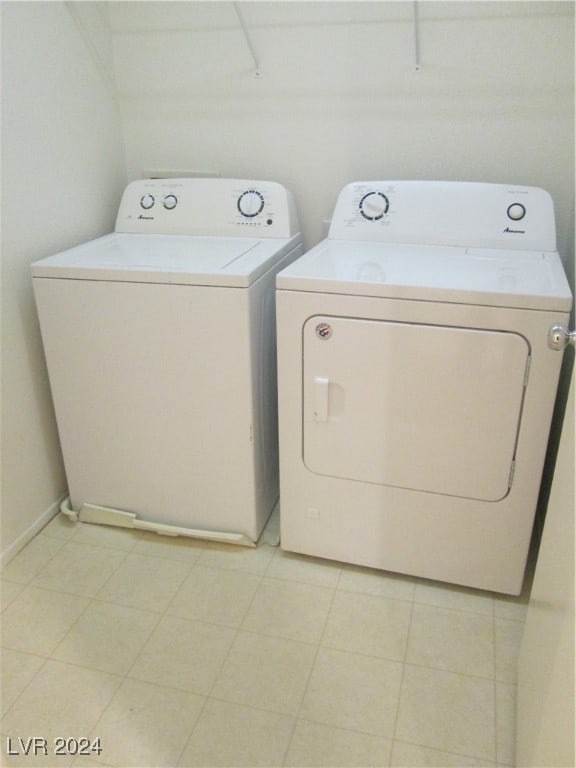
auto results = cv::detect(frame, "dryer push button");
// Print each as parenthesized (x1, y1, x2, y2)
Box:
(507, 203, 526, 221)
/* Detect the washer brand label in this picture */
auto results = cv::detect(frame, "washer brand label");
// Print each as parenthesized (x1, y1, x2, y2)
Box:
(503, 227, 525, 234)
(315, 322, 333, 340)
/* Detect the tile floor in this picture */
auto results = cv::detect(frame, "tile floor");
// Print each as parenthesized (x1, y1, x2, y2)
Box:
(1, 511, 531, 767)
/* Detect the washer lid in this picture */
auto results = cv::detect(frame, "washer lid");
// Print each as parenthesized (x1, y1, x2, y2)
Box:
(31, 233, 297, 287)
(276, 240, 573, 311)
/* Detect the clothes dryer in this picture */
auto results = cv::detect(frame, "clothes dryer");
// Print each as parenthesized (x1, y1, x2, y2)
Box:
(276, 181, 571, 593)
(33, 178, 301, 545)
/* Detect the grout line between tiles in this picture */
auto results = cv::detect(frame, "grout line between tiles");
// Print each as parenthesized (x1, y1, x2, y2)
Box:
(493, 592, 500, 765)
(278, 565, 343, 767)
(86, 552, 204, 768)
(0, 653, 52, 722)
(391, 736, 499, 767)
(172, 550, 273, 767)
(387, 589, 416, 765)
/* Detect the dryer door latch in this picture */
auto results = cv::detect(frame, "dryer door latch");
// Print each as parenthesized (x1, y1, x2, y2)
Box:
(548, 323, 576, 351)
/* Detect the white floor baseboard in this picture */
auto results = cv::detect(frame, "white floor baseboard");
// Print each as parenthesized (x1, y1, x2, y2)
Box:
(0, 495, 66, 569)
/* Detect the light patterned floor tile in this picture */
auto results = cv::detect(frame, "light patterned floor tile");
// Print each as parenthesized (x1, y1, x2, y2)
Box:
(198, 542, 275, 575)
(92, 678, 204, 767)
(406, 603, 494, 678)
(300, 647, 403, 737)
(129, 615, 236, 695)
(0, 581, 25, 613)
(1, 535, 66, 585)
(322, 590, 412, 661)
(1, 649, 45, 717)
(267, 548, 342, 588)
(241, 577, 334, 643)
(494, 595, 529, 622)
(96, 553, 191, 612)
(495, 619, 524, 683)
(132, 531, 204, 564)
(1, 526, 522, 768)
(70, 523, 140, 552)
(285, 719, 392, 767)
(414, 580, 494, 616)
(41, 513, 79, 541)
(496, 682, 517, 766)
(395, 664, 496, 762)
(31, 542, 126, 598)
(390, 740, 494, 766)
(168, 565, 261, 628)
(51, 601, 159, 675)
(1, 587, 88, 656)
(339, 564, 416, 601)
(211, 631, 317, 715)
(179, 699, 294, 767)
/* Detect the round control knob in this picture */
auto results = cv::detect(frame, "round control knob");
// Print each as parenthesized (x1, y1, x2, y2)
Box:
(359, 192, 389, 221)
(507, 203, 526, 221)
(163, 194, 178, 210)
(140, 194, 155, 210)
(237, 190, 264, 218)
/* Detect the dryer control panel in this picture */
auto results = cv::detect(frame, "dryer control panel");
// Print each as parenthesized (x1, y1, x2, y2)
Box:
(115, 178, 299, 238)
(328, 181, 557, 251)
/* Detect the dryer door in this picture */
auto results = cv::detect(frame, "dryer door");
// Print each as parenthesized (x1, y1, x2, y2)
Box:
(303, 316, 529, 501)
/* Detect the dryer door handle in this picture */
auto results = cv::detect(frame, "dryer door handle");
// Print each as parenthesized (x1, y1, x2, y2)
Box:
(548, 323, 576, 350)
(314, 377, 330, 422)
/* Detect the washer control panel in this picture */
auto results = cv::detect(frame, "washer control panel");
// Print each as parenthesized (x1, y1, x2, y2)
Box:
(328, 181, 556, 251)
(116, 178, 299, 238)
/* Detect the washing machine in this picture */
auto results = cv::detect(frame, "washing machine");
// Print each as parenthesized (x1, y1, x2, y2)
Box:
(276, 181, 571, 593)
(32, 178, 301, 546)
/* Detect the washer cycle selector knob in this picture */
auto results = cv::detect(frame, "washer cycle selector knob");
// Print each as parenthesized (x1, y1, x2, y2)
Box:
(359, 192, 389, 221)
(507, 203, 526, 221)
(237, 190, 265, 218)
(163, 194, 178, 210)
(140, 194, 155, 210)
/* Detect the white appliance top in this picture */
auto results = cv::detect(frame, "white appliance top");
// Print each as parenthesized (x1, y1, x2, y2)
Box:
(277, 181, 572, 311)
(32, 233, 299, 287)
(32, 178, 301, 287)
(276, 240, 572, 310)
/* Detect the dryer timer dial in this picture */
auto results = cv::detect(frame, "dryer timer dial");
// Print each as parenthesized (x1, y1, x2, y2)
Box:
(359, 192, 389, 221)
(237, 190, 265, 218)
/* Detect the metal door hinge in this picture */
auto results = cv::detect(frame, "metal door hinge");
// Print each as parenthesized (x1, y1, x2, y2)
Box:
(548, 323, 576, 351)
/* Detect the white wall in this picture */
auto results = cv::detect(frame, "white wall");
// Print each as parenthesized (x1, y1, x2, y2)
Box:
(0, 2, 127, 561)
(110, 0, 575, 260)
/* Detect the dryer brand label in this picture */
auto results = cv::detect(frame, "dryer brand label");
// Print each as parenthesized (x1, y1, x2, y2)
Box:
(503, 227, 525, 234)
(315, 322, 333, 340)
